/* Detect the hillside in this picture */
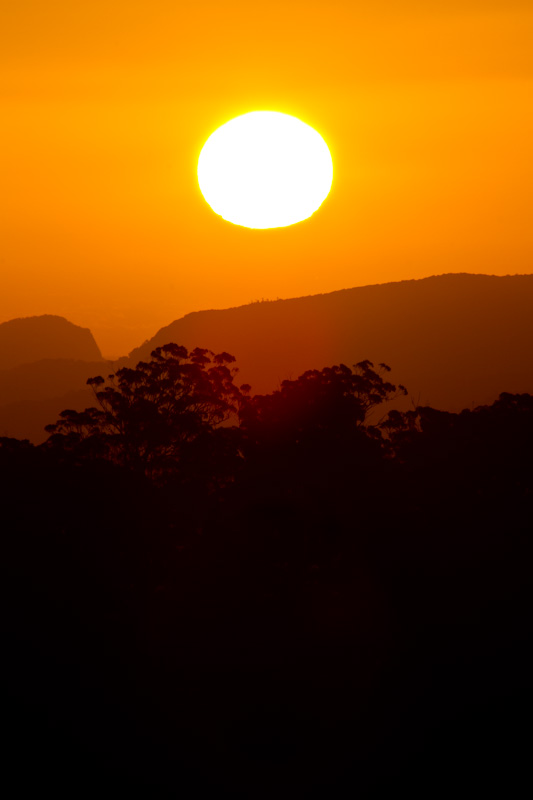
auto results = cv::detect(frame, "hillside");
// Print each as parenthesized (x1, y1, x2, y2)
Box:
(126, 273, 533, 411)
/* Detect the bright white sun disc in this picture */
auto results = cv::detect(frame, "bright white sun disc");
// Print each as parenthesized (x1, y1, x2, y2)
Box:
(197, 111, 333, 229)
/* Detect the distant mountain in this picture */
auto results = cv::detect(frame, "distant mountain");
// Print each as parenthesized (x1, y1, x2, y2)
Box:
(0, 315, 102, 370)
(126, 274, 533, 412)
(0, 359, 112, 444)
(0, 388, 95, 444)
(0, 359, 108, 407)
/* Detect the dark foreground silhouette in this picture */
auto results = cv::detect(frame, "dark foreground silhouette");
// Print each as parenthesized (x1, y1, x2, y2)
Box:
(3, 345, 531, 796)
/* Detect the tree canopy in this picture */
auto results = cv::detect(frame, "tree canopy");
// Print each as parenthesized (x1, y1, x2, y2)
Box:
(45, 344, 246, 484)
(239, 359, 406, 453)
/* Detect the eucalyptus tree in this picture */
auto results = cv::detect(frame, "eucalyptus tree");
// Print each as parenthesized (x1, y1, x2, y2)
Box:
(45, 344, 246, 487)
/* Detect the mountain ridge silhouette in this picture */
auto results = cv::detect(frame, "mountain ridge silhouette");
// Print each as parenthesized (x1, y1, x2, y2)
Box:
(125, 273, 533, 409)
(1, 273, 532, 441)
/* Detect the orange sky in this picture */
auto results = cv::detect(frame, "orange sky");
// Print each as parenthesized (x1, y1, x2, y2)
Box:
(1, 1, 532, 357)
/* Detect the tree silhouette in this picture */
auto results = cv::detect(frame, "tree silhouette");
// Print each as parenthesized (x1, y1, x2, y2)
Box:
(239, 360, 406, 451)
(45, 344, 246, 486)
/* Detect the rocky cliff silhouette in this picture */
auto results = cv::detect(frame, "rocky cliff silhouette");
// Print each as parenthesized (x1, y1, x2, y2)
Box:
(0, 315, 102, 370)
(0, 316, 105, 441)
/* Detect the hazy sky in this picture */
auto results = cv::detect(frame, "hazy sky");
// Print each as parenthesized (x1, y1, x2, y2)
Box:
(1, 1, 532, 356)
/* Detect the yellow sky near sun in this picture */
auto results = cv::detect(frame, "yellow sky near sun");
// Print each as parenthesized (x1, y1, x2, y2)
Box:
(1, 1, 532, 356)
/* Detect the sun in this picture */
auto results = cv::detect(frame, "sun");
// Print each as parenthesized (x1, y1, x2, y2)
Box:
(197, 111, 333, 229)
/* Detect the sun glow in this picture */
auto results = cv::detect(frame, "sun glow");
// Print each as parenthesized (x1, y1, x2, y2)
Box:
(197, 111, 333, 229)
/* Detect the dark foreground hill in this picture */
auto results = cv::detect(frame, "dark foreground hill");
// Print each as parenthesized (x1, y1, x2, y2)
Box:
(3, 355, 532, 794)
(127, 273, 533, 411)
(0, 314, 102, 370)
